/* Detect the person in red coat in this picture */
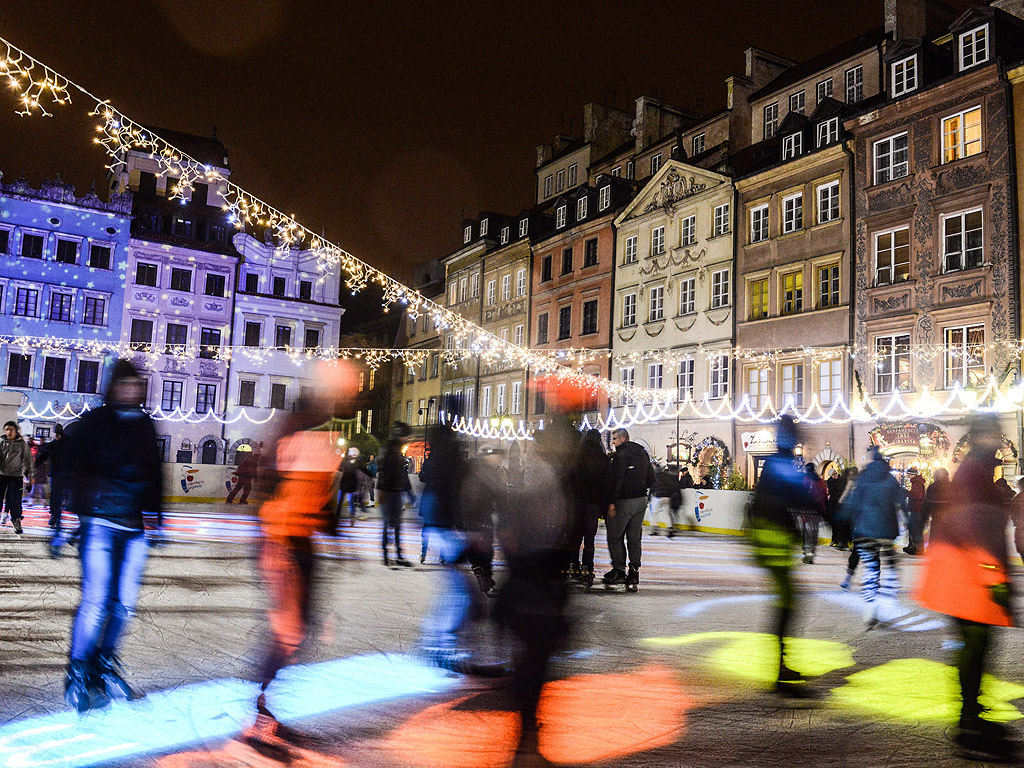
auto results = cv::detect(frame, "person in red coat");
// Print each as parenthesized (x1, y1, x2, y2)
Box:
(915, 414, 1015, 760)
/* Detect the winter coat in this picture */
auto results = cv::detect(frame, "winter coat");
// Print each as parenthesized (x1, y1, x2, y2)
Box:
(907, 474, 926, 514)
(260, 428, 342, 539)
(64, 404, 163, 529)
(838, 457, 904, 540)
(678, 470, 695, 490)
(923, 477, 951, 522)
(916, 452, 1013, 627)
(571, 434, 610, 507)
(804, 471, 828, 516)
(0, 434, 32, 477)
(652, 467, 681, 499)
(825, 475, 846, 520)
(418, 426, 465, 528)
(338, 458, 361, 494)
(608, 441, 654, 502)
(36, 435, 69, 478)
(376, 439, 412, 493)
(748, 449, 814, 567)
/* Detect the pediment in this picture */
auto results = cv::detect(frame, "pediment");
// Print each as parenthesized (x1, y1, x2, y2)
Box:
(615, 160, 728, 224)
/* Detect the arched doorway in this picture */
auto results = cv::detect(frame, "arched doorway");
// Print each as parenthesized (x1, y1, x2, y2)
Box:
(200, 439, 218, 465)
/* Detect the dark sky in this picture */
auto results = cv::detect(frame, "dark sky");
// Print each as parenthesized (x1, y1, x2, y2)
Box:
(0, 0, 974, 283)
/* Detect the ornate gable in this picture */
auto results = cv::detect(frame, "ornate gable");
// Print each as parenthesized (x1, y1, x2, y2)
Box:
(615, 161, 727, 223)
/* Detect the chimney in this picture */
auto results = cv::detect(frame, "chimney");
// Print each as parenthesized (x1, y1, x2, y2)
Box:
(744, 47, 796, 90)
(536, 144, 553, 168)
(884, 0, 959, 41)
(992, 0, 1024, 21)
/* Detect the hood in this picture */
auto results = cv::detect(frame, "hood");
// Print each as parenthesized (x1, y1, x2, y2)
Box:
(860, 457, 892, 482)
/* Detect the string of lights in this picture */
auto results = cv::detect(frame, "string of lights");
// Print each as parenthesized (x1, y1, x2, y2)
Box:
(17, 400, 279, 424)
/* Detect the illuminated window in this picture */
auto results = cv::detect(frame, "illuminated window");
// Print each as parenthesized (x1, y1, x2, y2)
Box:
(819, 359, 842, 406)
(781, 271, 803, 314)
(875, 227, 910, 284)
(944, 325, 985, 388)
(781, 363, 804, 407)
(875, 334, 911, 393)
(959, 25, 989, 70)
(748, 367, 769, 409)
(749, 279, 768, 319)
(942, 107, 982, 163)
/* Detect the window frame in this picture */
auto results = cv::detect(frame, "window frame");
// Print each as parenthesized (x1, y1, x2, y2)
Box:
(891, 55, 918, 97)
(713, 203, 730, 237)
(624, 235, 638, 264)
(676, 359, 694, 402)
(680, 215, 696, 246)
(942, 208, 984, 272)
(780, 363, 805, 407)
(941, 106, 982, 164)
(195, 382, 218, 415)
(161, 379, 184, 411)
(789, 91, 805, 115)
(651, 226, 665, 256)
(710, 269, 730, 309)
(576, 196, 588, 220)
(873, 132, 909, 185)
(709, 354, 729, 399)
(959, 25, 989, 70)
(748, 367, 770, 409)
(874, 226, 911, 285)
(82, 295, 106, 326)
(582, 299, 598, 335)
(692, 133, 706, 156)
(817, 263, 840, 308)
(49, 291, 74, 323)
(816, 117, 839, 147)
(816, 180, 840, 224)
(622, 292, 637, 327)
(749, 278, 768, 320)
(874, 334, 912, 394)
(679, 277, 696, 316)
(781, 270, 804, 315)
(944, 324, 986, 388)
(750, 204, 769, 243)
(816, 77, 834, 103)
(764, 102, 779, 139)
(556, 205, 566, 228)
(782, 192, 803, 234)
(647, 362, 664, 390)
(169, 267, 193, 293)
(648, 285, 665, 322)
(845, 65, 863, 103)
(599, 185, 611, 210)
(782, 133, 802, 160)
(818, 359, 842, 406)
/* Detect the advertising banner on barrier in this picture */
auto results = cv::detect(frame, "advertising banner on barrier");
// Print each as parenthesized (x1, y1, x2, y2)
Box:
(163, 463, 238, 502)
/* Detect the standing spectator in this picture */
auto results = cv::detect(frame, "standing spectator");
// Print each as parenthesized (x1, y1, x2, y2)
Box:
(377, 422, 413, 567)
(916, 415, 1016, 761)
(568, 429, 609, 586)
(336, 448, 366, 528)
(697, 474, 715, 489)
(603, 428, 654, 592)
(800, 463, 828, 564)
(226, 449, 258, 505)
(36, 424, 70, 530)
(678, 465, 694, 490)
(28, 436, 47, 500)
(903, 467, 927, 554)
(650, 463, 681, 537)
(0, 420, 32, 534)
(836, 447, 905, 628)
(365, 453, 378, 506)
(826, 469, 845, 547)
(62, 359, 164, 712)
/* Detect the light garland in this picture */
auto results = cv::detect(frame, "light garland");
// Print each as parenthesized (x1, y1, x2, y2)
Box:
(17, 400, 278, 425)
(439, 411, 532, 442)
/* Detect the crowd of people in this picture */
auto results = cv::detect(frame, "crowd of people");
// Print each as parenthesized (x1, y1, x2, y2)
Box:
(6, 364, 1024, 762)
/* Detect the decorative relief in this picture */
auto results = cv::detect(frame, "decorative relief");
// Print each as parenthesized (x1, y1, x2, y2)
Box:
(203, 301, 224, 312)
(640, 248, 708, 279)
(130, 355, 150, 372)
(198, 361, 221, 378)
(133, 291, 157, 303)
(616, 329, 638, 343)
(871, 293, 909, 313)
(163, 358, 187, 374)
(940, 279, 983, 302)
(673, 316, 698, 334)
(644, 322, 665, 337)
(169, 296, 190, 308)
(706, 308, 731, 326)
(641, 169, 707, 218)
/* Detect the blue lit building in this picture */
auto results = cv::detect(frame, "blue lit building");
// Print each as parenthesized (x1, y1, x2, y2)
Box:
(0, 171, 133, 440)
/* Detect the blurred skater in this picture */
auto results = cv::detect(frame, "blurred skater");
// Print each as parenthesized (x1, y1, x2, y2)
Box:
(226, 448, 258, 505)
(0, 420, 32, 534)
(377, 421, 413, 567)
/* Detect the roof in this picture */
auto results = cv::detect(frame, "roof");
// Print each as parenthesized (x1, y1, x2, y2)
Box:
(537, 139, 588, 171)
(748, 27, 888, 102)
(141, 125, 230, 169)
(130, 228, 238, 256)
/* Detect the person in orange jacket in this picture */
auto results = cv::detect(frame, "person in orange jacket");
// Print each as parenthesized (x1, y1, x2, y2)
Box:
(915, 414, 1016, 761)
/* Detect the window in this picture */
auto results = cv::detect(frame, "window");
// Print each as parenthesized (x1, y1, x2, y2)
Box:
(556, 169, 565, 192)
(516, 268, 527, 296)
(448, 282, 457, 306)
(170, 268, 192, 292)
(599, 186, 611, 210)
(245, 273, 259, 292)
(679, 278, 696, 315)
(779, 363, 802, 406)
(481, 386, 492, 417)
(782, 271, 803, 314)
(845, 65, 863, 103)
(713, 204, 730, 237)
(49, 293, 73, 322)
(942, 107, 982, 163)
(584, 238, 598, 267)
(556, 206, 566, 228)
(764, 102, 779, 138)
(273, 276, 286, 296)
(463, 387, 475, 417)
(647, 363, 664, 389)
(485, 279, 496, 305)
(891, 55, 917, 96)
(304, 328, 321, 350)
(463, 225, 472, 244)
(299, 280, 312, 300)
(709, 355, 729, 399)
(561, 248, 573, 275)
(959, 25, 989, 70)
(622, 293, 637, 327)
(817, 181, 840, 224)
(82, 242, 111, 271)
(500, 226, 509, 244)
(558, 305, 572, 339)
(496, 382, 507, 414)
(875, 227, 911, 284)
(42, 357, 66, 391)
(21, 233, 43, 259)
(196, 383, 217, 415)
(624, 235, 638, 264)
(818, 264, 840, 308)
(130, 318, 153, 344)
(782, 133, 802, 160)
(541, 256, 552, 283)
(501, 274, 511, 300)
(576, 196, 588, 221)
(480, 219, 489, 237)
(944, 325, 986, 388)
(518, 219, 528, 237)
(243, 321, 260, 347)
(750, 204, 769, 243)
(6, 353, 30, 388)
(430, 352, 439, 377)
(511, 381, 522, 414)
(650, 154, 661, 175)
(544, 175, 553, 197)
(676, 359, 694, 402)
(0, 229, 9, 253)
(818, 359, 842, 406)
(875, 334, 911, 393)
(568, 163, 578, 187)
(620, 367, 635, 403)
(83, 296, 105, 325)
(13, 287, 37, 317)
(816, 78, 833, 103)
(582, 300, 598, 334)
(817, 117, 839, 147)
(275, 324, 292, 349)
(711, 270, 730, 308)
(749, 279, 768, 319)
(611, 166, 621, 177)
(459, 276, 468, 303)
(680, 215, 696, 245)
(470, 273, 480, 298)
(514, 324, 524, 346)
(537, 313, 549, 344)
(165, 323, 188, 351)
(173, 217, 194, 237)
(873, 133, 909, 184)
(626, 160, 635, 179)
(692, 133, 706, 156)
(648, 285, 664, 322)
(135, 262, 158, 287)
(270, 383, 286, 409)
(748, 368, 769, 408)
(651, 226, 665, 255)
(161, 380, 183, 411)
(782, 193, 803, 233)
(205, 273, 226, 297)
(55, 239, 78, 265)
(943, 210, 984, 272)
(77, 360, 99, 394)
(789, 91, 805, 115)
(238, 380, 256, 407)
(199, 327, 221, 359)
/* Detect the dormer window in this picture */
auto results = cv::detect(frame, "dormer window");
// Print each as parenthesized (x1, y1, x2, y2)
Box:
(892, 55, 918, 97)
(556, 205, 567, 228)
(782, 133, 803, 160)
(692, 133, 706, 156)
(463, 225, 472, 244)
(500, 226, 509, 244)
(518, 219, 528, 237)
(480, 219, 488, 236)
(576, 196, 588, 220)
(816, 118, 839, 148)
(599, 186, 611, 211)
(959, 25, 989, 70)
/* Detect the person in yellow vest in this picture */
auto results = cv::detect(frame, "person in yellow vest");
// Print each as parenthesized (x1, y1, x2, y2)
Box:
(916, 414, 1016, 761)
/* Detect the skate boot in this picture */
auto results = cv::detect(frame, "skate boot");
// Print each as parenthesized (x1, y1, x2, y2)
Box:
(96, 654, 145, 701)
(839, 570, 854, 590)
(954, 718, 1016, 762)
(775, 664, 815, 700)
(624, 566, 639, 593)
(580, 568, 594, 590)
(567, 562, 582, 583)
(602, 568, 627, 588)
(65, 659, 107, 713)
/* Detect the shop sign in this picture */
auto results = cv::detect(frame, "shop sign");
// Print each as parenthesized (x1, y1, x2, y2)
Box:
(741, 429, 777, 453)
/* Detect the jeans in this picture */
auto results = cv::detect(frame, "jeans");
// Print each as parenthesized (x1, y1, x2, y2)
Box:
(795, 512, 822, 556)
(568, 501, 601, 572)
(226, 479, 251, 504)
(0, 474, 23, 522)
(907, 509, 926, 550)
(49, 474, 69, 528)
(856, 538, 899, 605)
(421, 527, 474, 650)
(606, 497, 647, 572)
(379, 491, 405, 558)
(69, 519, 149, 662)
(258, 536, 315, 690)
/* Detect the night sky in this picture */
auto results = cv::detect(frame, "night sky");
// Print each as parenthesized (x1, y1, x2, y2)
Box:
(0, 0, 976, 283)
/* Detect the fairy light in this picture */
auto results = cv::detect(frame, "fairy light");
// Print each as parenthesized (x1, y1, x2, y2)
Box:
(17, 401, 278, 425)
